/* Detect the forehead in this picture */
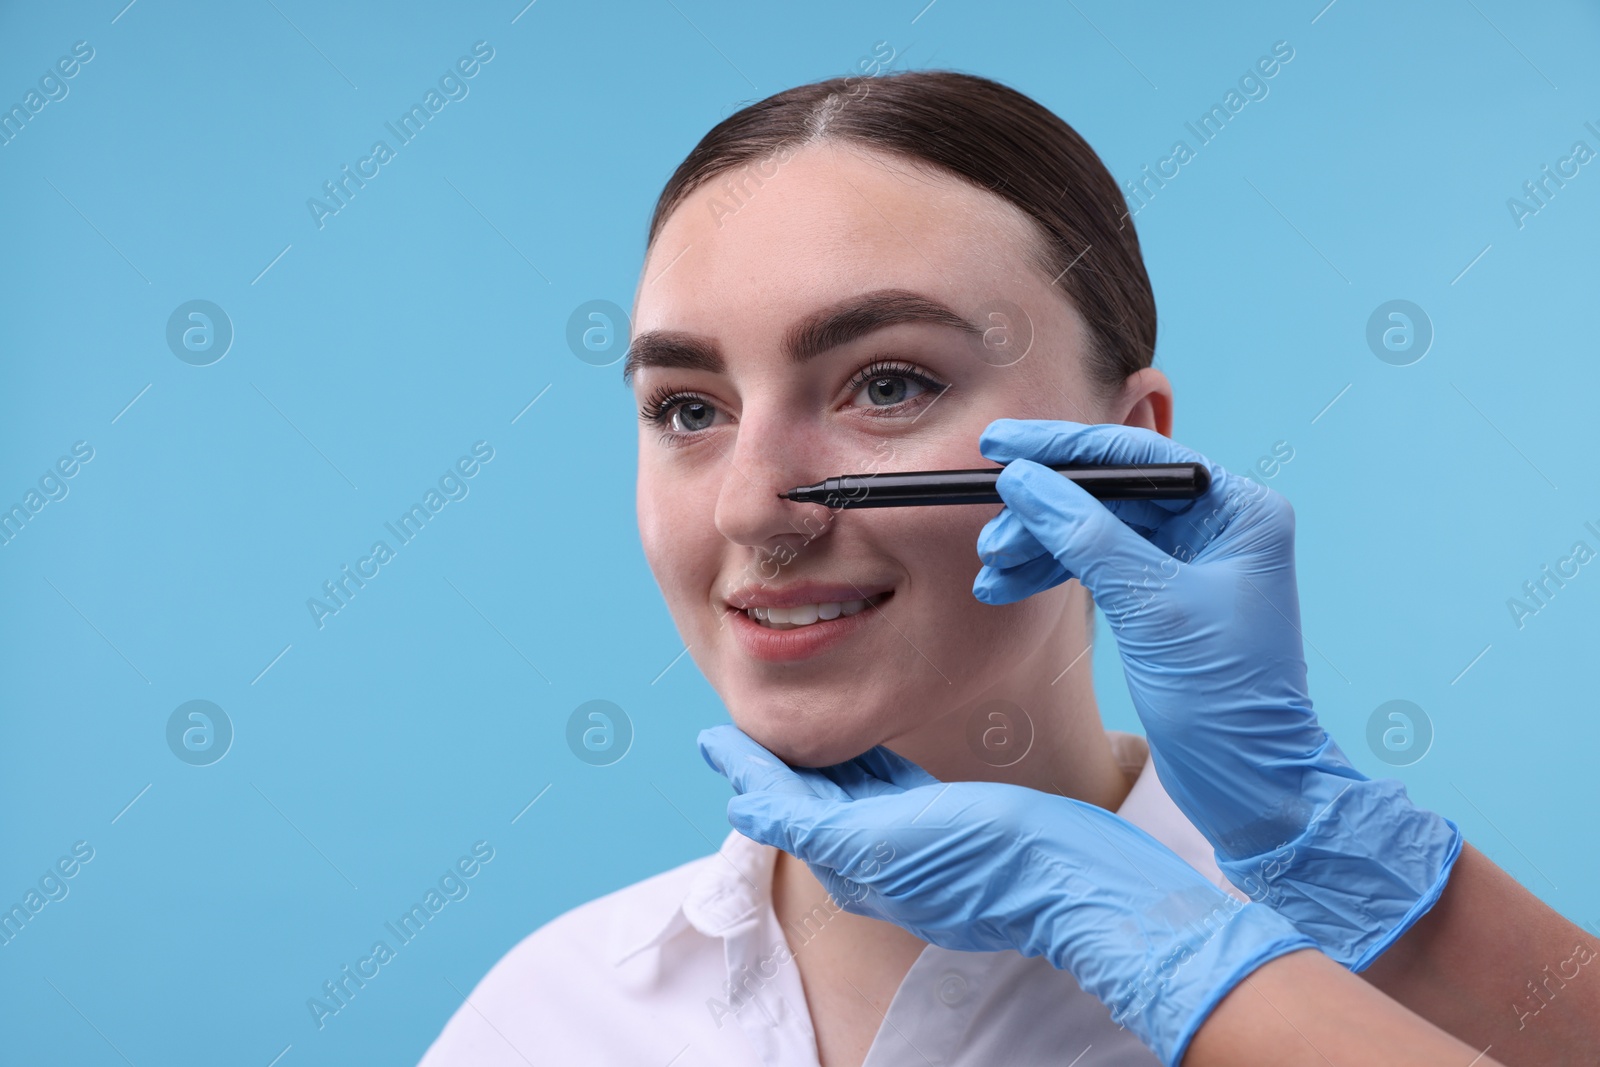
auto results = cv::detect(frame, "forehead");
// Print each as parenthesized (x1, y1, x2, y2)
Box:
(632, 142, 1047, 337)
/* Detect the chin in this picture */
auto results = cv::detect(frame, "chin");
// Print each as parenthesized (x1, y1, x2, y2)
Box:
(729, 704, 877, 770)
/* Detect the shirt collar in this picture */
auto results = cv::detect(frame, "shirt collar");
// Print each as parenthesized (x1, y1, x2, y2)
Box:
(610, 826, 775, 966)
(610, 730, 1158, 967)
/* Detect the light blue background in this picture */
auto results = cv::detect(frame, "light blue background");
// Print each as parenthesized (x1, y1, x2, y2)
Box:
(3, 1, 1596, 1063)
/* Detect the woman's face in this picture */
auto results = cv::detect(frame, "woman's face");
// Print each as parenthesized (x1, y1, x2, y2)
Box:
(630, 141, 1113, 768)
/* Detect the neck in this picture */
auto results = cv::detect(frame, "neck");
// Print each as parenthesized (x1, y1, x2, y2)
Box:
(879, 593, 1128, 809)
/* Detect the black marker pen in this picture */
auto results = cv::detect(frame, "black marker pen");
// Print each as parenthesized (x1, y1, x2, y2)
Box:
(778, 462, 1210, 508)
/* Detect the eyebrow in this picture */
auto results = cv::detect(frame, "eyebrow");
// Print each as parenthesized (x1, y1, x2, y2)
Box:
(621, 288, 983, 385)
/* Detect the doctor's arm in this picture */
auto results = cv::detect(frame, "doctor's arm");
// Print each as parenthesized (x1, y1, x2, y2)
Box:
(1192, 947, 1503, 1067)
(698, 726, 1506, 1067)
(1359, 842, 1600, 1062)
(973, 417, 1600, 1063)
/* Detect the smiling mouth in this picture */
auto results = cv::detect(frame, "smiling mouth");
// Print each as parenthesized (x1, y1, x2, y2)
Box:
(745, 590, 893, 629)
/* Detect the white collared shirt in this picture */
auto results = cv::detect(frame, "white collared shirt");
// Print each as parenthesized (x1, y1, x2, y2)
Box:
(417, 732, 1246, 1066)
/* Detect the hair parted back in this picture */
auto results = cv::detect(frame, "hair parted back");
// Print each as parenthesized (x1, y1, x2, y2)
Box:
(644, 68, 1157, 398)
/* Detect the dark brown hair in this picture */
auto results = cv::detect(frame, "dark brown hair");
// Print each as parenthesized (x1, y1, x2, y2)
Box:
(643, 68, 1156, 398)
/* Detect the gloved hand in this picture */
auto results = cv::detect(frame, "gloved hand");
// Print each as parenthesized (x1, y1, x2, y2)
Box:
(972, 418, 1462, 971)
(697, 723, 1319, 1067)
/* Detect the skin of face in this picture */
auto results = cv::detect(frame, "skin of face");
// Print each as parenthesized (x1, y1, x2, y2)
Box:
(630, 139, 1171, 786)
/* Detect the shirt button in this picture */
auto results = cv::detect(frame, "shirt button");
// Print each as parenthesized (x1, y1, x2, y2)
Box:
(937, 972, 969, 1006)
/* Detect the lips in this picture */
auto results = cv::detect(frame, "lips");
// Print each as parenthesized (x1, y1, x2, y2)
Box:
(747, 590, 893, 628)
(724, 581, 896, 611)
(722, 586, 895, 663)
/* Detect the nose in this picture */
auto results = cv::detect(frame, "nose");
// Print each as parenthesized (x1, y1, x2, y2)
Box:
(711, 408, 836, 554)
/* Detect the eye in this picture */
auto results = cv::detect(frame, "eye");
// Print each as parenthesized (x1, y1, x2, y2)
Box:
(844, 359, 948, 414)
(668, 398, 718, 432)
(637, 358, 949, 448)
(638, 387, 726, 440)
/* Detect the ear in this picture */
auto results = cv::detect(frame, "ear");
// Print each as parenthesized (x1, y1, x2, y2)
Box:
(1108, 367, 1173, 438)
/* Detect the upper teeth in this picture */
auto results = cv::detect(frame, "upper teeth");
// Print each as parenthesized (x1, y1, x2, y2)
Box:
(747, 593, 886, 628)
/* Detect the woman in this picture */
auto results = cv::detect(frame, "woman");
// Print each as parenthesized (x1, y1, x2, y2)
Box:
(418, 69, 1596, 1065)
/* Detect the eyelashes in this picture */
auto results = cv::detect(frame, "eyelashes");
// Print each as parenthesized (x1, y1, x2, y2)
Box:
(840, 359, 944, 406)
(638, 359, 948, 443)
(637, 386, 702, 427)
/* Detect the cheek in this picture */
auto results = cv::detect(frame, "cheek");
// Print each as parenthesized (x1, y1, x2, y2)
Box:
(874, 498, 995, 582)
(636, 470, 720, 607)
(882, 501, 1070, 664)
(636, 477, 705, 596)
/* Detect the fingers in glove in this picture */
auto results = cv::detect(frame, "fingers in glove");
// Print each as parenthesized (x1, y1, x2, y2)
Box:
(993, 458, 1167, 599)
(979, 418, 1230, 523)
(698, 724, 850, 801)
(855, 745, 942, 791)
(978, 500, 1168, 572)
(816, 744, 942, 799)
(973, 551, 1073, 605)
(725, 788, 864, 872)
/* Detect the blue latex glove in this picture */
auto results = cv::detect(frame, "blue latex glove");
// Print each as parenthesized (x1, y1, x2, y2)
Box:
(698, 723, 1318, 1067)
(972, 418, 1462, 971)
